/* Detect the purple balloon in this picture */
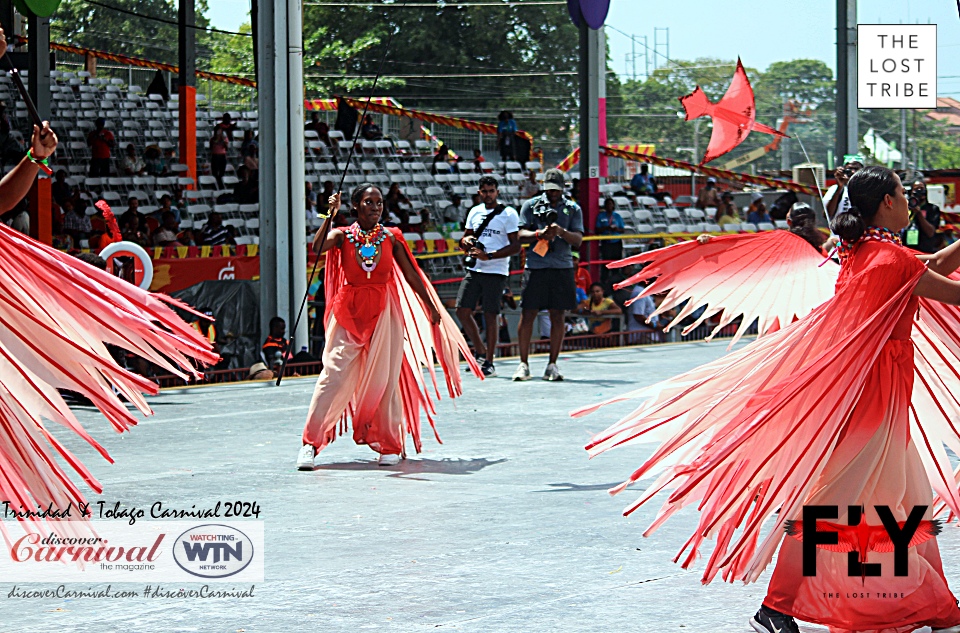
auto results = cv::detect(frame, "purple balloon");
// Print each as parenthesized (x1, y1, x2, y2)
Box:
(567, 0, 582, 27)
(576, 0, 610, 29)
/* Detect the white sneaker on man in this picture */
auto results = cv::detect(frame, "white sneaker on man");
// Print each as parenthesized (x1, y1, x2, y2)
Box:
(296, 444, 316, 471)
(378, 453, 401, 467)
(543, 363, 563, 381)
(512, 362, 531, 381)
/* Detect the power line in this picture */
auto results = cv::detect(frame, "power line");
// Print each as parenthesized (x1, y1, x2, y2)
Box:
(80, 0, 252, 37)
(306, 70, 576, 78)
(305, 1, 564, 6)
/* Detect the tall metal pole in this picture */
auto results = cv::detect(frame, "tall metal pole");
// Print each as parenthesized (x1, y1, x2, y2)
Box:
(900, 108, 908, 170)
(178, 0, 197, 186)
(27, 11, 51, 244)
(579, 20, 601, 257)
(836, 0, 857, 160)
(258, 0, 307, 352)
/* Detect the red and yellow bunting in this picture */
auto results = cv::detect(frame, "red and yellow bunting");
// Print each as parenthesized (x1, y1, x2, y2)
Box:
(557, 144, 655, 172)
(602, 146, 817, 195)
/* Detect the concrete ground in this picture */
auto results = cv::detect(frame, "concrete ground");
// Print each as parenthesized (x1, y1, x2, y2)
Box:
(4, 341, 959, 632)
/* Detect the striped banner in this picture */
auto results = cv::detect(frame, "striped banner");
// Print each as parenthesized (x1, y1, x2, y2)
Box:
(48, 42, 256, 87)
(602, 146, 817, 195)
(311, 96, 535, 144)
(557, 144, 655, 172)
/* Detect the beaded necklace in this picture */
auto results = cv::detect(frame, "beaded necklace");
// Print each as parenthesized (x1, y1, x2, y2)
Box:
(837, 225, 902, 264)
(344, 222, 388, 278)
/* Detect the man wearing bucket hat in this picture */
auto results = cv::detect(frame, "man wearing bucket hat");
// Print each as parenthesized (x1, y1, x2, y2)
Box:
(513, 168, 583, 382)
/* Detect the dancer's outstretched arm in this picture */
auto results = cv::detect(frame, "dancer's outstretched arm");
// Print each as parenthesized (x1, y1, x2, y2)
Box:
(914, 267, 960, 304)
(917, 239, 960, 276)
(0, 122, 57, 211)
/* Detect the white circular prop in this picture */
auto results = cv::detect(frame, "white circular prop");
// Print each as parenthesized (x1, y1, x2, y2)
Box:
(99, 241, 154, 290)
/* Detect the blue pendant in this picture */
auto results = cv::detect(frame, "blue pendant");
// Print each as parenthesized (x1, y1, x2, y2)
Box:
(359, 244, 376, 259)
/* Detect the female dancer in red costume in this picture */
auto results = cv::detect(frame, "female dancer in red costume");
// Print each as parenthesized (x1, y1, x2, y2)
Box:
(578, 167, 960, 633)
(297, 184, 479, 469)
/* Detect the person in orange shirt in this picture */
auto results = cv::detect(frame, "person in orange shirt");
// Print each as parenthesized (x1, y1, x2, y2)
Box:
(573, 251, 591, 294)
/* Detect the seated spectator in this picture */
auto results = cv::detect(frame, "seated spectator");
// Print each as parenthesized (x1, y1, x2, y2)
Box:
(573, 251, 591, 294)
(444, 194, 466, 226)
(472, 148, 486, 173)
(120, 143, 146, 176)
(306, 112, 332, 147)
(595, 197, 625, 282)
(225, 224, 240, 245)
(629, 164, 656, 195)
(199, 211, 230, 246)
(52, 169, 74, 208)
(578, 283, 621, 334)
(520, 170, 540, 200)
(625, 283, 661, 342)
(143, 145, 165, 176)
(431, 144, 457, 175)
(233, 165, 258, 204)
(360, 114, 383, 141)
(120, 210, 149, 246)
(152, 211, 182, 247)
(61, 200, 92, 242)
(716, 192, 740, 226)
(125, 195, 140, 217)
(320, 180, 335, 208)
(385, 183, 411, 228)
(746, 193, 771, 225)
(163, 147, 178, 173)
(243, 140, 259, 174)
(695, 177, 721, 209)
(240, 130, 256, 157)
(305, 181, 317, 221)
(155, 193, 181, 223)
(262, 317, 288, 368)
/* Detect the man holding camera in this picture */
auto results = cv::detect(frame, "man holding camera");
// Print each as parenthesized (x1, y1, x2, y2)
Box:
(457, 175, 521, 377)
(513, 168, 583, 382)
(823, 156, 864, 218)
(904, 179, 941, 254)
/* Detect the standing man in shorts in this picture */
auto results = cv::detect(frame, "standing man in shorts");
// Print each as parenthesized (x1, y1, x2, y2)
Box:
(456, 176, 521, 377)
(513, 169, 583, 381)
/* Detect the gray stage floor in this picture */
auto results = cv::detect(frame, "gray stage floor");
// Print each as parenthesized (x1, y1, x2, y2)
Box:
(4, 342, 959, 632)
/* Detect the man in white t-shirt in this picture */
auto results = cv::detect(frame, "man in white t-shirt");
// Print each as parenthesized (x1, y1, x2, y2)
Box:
(456, 176, 521, 377)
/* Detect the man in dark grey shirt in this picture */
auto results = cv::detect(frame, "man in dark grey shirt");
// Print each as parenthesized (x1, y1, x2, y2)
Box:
(513, 169, 583, 382)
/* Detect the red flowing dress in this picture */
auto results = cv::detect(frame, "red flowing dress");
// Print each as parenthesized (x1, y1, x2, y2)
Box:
(302, 225, 480, 457)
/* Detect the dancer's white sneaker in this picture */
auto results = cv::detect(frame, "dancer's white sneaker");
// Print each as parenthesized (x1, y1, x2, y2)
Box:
(378, 453, 401, 467)
(296, 444, 316, 471)
(543, 363, 563, 381)
(512, 362, 531, 381)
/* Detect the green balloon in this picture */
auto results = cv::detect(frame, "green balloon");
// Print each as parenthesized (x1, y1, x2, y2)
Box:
(13, 0, 62, 19)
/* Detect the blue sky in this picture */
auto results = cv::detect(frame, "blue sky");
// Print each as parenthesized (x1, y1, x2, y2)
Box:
(205, 0, 960, 96)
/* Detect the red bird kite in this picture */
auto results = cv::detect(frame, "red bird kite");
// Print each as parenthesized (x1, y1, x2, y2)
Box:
(679, 58, 787, 164)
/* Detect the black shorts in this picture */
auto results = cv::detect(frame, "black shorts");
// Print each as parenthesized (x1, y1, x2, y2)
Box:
(456, 271, 507, 314)
(521, 268, 577, 312)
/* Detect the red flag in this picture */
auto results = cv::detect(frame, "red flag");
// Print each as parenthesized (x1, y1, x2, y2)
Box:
(679, 58, 786, 164)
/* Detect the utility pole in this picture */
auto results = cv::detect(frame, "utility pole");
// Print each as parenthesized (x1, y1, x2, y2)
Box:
(836, 0, 857, 160)
(178, 0, 197, 186)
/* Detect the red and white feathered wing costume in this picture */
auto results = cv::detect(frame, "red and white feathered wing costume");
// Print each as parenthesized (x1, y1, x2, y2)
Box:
(0, 223, 217, 538)
(576, 231, 960, 632)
